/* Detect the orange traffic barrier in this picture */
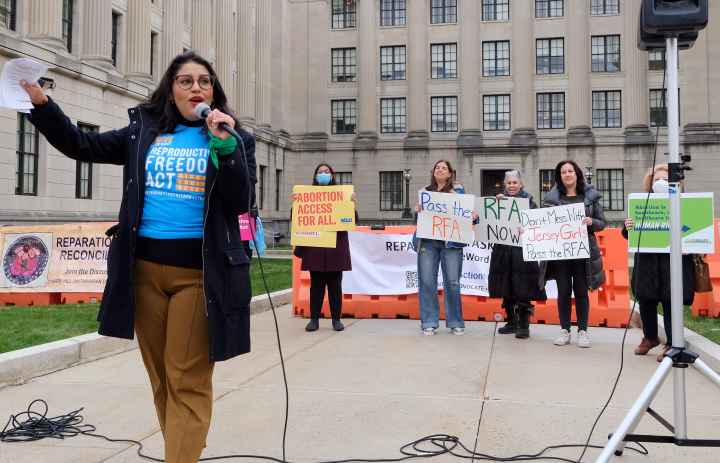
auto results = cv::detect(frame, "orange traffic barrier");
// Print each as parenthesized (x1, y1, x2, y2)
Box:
(691, 219, 720, 318)
(293, 226, 632, 327)
(0, 293, 61, 307)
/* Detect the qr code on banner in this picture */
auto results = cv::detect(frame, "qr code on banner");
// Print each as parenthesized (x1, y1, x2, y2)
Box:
(405, 270, 418, 289)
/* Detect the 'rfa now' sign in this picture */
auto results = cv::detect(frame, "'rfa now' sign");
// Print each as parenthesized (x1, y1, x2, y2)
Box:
(475, 196, 529, 247)
(520, 203, 590, 261)
(416, 190, 475, 245)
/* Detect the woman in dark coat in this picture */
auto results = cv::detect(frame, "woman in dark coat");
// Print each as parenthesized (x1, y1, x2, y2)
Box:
(22, 52, 255, 463)
(622, 164, 696, 362)
(540, 160, 606, 348)
(488, 170, 546, 339)
(293, 163, 355, 332)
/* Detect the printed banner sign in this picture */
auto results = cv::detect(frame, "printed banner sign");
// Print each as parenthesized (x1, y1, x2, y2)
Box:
(291, 185, 355, 232)
(290, 230, 337, 248)
(475, 196, 529, 247)
(416, 190, 475, 245)
(627, 193, 714, 254)
(0, 222, 115, 292)
(520, 204, 590, 261)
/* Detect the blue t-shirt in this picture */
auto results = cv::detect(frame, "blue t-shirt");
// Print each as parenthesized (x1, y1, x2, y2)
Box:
(138, 124, 210, 239)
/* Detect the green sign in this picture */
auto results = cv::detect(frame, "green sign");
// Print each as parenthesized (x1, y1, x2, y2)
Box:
(627, 192, 714, 253)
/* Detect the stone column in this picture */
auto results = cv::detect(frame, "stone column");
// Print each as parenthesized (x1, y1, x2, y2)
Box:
(27, 0, 64, 50)
(191, 0, 215, 62)
(161, 0, 185, 70)
(255, 0, 272, 127)
(567, 0, 593, 142)
(237, 0, 257, 122)
(623, 0, 651, 142)
(355, 0, 378, 149)
(457, 0, 481, 148)
(126, 0, 152, 81)
(82, 1, 113, 68)
(405, 0, 428, 149)
(215, 0, 237, 109)
(510, 0, 536, 144)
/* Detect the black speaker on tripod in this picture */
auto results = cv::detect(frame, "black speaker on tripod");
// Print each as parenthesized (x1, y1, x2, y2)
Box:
(638, 0, 708, 50)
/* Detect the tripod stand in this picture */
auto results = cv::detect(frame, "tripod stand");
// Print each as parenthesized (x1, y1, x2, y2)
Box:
(596, 37, 720, 462)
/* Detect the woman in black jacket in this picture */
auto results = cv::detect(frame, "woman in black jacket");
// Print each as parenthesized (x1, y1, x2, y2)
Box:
(541, 160, 606, 349)
(488, 170, 545, 339)
(622, 164, 696, 362)
(22, 52, 256, 463)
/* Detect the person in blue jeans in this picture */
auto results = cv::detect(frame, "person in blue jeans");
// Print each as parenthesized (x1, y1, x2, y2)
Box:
(415, 159, 476, 336)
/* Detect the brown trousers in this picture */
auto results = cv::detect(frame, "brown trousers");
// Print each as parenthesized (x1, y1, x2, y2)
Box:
(134, 259, 214, 463)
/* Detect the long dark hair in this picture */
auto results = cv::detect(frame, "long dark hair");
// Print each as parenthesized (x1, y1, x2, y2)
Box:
(312, 163, 336, 186)
(553, 159, 586, 195)
(428, 159, 456, 193)
(141, 51, 235, 133)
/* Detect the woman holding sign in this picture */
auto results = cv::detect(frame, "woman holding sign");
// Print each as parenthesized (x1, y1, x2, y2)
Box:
(293, 163, 355, 332)
(415, 160, 474, 336)
(541, 160, 606, 348)
(622, 164, 696, 361)
(488, 170, 545, 339)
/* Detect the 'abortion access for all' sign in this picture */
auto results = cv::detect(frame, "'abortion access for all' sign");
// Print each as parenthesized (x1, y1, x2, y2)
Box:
(416, 190, 475, 245)
(476, 196, 529, 247)
(520, 203, 590, 261)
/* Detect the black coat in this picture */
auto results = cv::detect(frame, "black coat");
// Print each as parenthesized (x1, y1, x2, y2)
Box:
(539, 185, 607, 290)
(294, 231, 352, 272)
(488, 190, 546, 302)
(621, 227, 696, 304)
(29, 98, 257, 362)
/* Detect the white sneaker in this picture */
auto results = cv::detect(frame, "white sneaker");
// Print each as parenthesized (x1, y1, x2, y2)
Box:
(553, 329, 571, 346)
(451, 327, 465, 336)
(577, 330, 591, 348)
(422, 327, 436, 336)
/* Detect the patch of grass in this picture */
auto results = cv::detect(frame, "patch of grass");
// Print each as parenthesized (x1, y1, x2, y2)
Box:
(656, 305, 720, 345)
(0, 259, 293, 354)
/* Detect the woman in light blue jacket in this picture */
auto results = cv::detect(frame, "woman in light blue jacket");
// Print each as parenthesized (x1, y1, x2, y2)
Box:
(415, 159, 471, 336)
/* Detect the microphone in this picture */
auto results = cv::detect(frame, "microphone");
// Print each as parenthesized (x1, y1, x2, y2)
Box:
(193, 102, 241, 140)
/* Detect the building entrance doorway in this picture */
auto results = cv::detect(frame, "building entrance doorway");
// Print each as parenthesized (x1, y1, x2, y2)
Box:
(481, 170, 507, 197)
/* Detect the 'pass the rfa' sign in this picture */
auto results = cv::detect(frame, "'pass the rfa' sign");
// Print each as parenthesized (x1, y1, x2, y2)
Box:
(520, 203, 590, 261)
(416, 190, 475, 245)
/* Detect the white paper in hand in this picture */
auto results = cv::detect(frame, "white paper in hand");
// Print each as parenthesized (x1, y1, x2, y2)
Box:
(0, 58, 48, 112)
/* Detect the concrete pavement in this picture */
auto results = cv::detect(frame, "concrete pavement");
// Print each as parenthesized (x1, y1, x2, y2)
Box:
(1, 307, 719, 463)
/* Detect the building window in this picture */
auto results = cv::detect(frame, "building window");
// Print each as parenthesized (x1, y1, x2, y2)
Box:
(536, 38, 564, 74)
(482, 41, 510, 77)
(0, 0, 17, 30)
(150, 32, 158, 77)
(431, 96, 458, 132)
(331, 99, 357, 134)
(430, 43, 457, 79)
(482, 0, 510, 21)
(650, 89, 671, 127)
(596, 169, 624, 211)
(591, 0, 619, 16)
(536, 92, 565, 129)
(592, 91, 622, 128)
(336, 172, 353, 185)
(62, 0, 74, 52)
(258, 165, 266, 210)
(76, 123, 97, 199)
(331, 48, 357, 82)
(591, 35, 621, 72)
(483, 95, 511, 131)
(539, 169, 554, 202)
(380, 98, 407, 134)
(536, 0, 563, 18)
(332, 0, 356, 29)
(380, 0, 406, 26)
(379, 171, 403, 211)
(275, 169, 282, 211)
(431, 0, 457, 24)
(380, 45, 406, 80)
(111, 12, 121, 67)
(16, 114, 39, 196)
(648, 49, 665, 71)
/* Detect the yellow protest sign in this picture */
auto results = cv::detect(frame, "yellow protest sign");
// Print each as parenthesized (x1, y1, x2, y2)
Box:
(291, 185, 356, 232)
(290, 230, 337, 248)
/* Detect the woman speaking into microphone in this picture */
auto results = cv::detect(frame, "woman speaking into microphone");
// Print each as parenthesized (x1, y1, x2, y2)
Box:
(22, 52, 256, 463)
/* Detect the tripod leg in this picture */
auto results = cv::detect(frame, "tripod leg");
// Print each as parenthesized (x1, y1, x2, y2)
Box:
(596, 358, 674, 463)
(693, 358, 720, 389)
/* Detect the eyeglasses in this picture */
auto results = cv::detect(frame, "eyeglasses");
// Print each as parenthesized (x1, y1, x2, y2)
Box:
(174, 74, 215, 90)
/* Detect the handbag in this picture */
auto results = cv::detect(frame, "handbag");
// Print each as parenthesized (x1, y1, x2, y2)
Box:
(693, 254, 713, 293)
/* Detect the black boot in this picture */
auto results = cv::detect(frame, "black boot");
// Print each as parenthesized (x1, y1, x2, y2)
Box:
(515, 306, 530, 339)
(305, 318, 319, 332)
(498, 305, 516, 334)
(332, 318, 345, 331)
